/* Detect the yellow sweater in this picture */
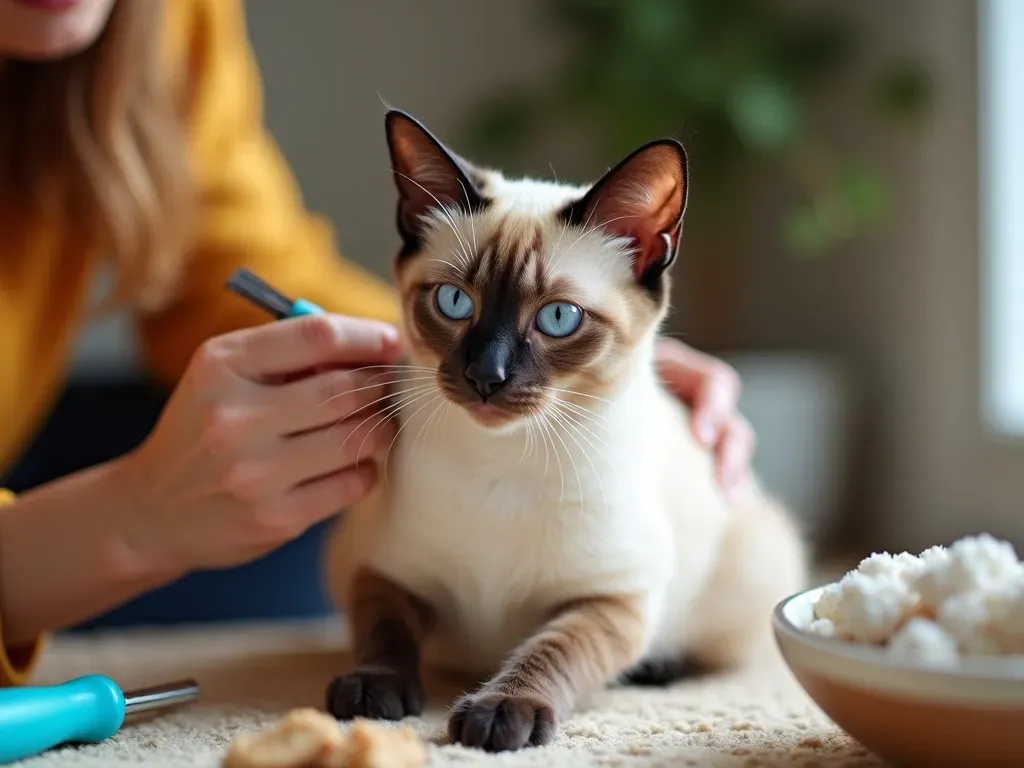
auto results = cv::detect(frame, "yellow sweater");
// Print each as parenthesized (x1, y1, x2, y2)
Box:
(0, 0, 398, 685)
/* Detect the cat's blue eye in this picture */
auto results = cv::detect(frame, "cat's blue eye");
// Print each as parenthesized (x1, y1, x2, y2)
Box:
(536, 302, 583, 338)
(436, 284, 474, 320)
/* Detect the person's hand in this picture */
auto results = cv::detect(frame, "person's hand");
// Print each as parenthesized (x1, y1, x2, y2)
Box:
(654, 337, 756, 497)
(123, 314, 406, 573)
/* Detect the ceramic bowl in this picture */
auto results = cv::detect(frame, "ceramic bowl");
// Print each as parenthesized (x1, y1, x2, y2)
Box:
(773, 586, 1024, 768)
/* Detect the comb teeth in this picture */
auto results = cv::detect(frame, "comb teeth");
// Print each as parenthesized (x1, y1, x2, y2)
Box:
(226, 269, 294, 319)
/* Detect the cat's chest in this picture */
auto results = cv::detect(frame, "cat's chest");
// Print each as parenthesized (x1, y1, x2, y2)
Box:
(372, 438, 671, 610)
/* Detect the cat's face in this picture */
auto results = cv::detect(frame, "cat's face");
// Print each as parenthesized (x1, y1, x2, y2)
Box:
(384, 111, 687, 430)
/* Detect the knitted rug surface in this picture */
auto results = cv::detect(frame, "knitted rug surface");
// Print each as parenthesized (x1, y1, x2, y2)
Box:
(20, 616, 882, 767)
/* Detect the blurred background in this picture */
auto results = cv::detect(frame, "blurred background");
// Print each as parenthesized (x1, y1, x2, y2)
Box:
(6, 0, 1023, 622)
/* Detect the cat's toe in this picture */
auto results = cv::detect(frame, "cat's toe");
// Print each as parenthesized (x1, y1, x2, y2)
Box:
(325, 667, 425, 721)
(448, 691, 556, 752)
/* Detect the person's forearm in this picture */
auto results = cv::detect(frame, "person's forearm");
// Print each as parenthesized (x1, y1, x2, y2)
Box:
(0, 453, 183, 646)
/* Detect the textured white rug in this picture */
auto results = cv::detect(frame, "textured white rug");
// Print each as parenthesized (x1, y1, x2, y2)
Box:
(20, 613, 880, 767)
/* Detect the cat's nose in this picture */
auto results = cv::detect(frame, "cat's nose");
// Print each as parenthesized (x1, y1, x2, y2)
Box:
(464, 362, 509, 400)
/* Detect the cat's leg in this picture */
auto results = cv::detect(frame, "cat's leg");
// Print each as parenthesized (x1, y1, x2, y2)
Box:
(619, 656, 707, 686)
(684, 495, 807, 668)
(325, 567, 434, 721)
(448, 594, 647, 752)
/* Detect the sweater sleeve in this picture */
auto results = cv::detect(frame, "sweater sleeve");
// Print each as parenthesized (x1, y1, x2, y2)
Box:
(138, 0, 399, 384)
(0, 490, 46, 687)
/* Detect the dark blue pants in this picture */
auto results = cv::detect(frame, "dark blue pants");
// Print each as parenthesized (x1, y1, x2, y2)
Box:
(2, 377, 333, 628)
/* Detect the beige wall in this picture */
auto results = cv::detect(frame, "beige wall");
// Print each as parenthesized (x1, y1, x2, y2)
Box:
(244, 0, 565, 279)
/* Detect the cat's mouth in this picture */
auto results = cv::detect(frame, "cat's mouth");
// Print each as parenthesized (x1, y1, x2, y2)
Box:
(466, 402, 514, 427)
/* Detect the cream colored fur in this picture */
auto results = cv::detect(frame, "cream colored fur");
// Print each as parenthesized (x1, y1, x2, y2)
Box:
(325, 171, 807, 687)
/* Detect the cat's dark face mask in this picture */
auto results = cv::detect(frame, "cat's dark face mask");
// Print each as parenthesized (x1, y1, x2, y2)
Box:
(406, 252, 604, 428)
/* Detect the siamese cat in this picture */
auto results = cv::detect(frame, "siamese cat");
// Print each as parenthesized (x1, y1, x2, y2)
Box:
(324, 110, 806, 752)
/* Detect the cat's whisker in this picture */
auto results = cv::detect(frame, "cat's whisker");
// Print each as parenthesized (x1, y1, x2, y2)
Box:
(392, 172, 474, 269)
(553, 398, 612, 431)
(335, 383, 435, 460)
(427, 258, 466, 277)
(328, 382, 435, 444)
(519, 415, 532, 464)
(551, 406, 608, 461)
(408, 395, 447, 483)
(549, 201, 597, 272)
(557, 193, 600, 264)
(363, 371, 436, 387)
(581, 214, 635, 243)
(537, 413, 565, 503)
(457, 178, 479, 257)
(318, 375, 436, 408)
(552, 402, 612, 451)
(359, 386, 438, 468)
(536, 412, 551, 477)
(521, 412, 540, 467)
(526, 421, 533, 465)
(383, 391, 444, 488)
(393, 171, 474, 260)
(549, 407, 608, 515)
(339, 364, 438, 386)
(546, 214, 570, 272)
(542, 386, 611, 405)
(551, 413, 612, 502)
(343, 364, 436, 375)
(532, 413, 547, 469)
(363, 372, 437, 387)
(435, 202, 474, 269)
(545, 409, 582, 507)
(552, 404, 612, 446)
(552, 213, 635, 271)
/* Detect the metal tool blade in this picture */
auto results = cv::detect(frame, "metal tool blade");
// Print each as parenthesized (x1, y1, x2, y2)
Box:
(123, 679, 200, 716)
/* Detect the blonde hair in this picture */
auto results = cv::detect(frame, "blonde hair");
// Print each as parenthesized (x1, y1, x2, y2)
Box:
(0, 0, 193, 311)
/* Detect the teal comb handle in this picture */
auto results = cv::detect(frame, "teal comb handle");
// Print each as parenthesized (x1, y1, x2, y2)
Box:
(289, 298, 324, 316)
(0, 675, 124, 764)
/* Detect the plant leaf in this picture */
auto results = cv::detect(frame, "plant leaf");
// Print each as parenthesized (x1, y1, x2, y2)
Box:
(838, 163, 888, 226)
(875, 63, 932, 117)
(727, 74, 801, 152)
(784, 205, 831, 256)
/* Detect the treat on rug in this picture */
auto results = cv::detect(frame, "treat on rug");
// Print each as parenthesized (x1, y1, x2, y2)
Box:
(222, 709, 426, 768)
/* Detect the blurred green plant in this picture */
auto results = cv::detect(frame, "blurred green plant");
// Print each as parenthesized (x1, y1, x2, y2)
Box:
(465, 0, 931, 258)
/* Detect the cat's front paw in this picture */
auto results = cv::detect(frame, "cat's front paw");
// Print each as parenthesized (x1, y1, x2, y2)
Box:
(325, 666, 425, 721)
(448, 691, 556, 752)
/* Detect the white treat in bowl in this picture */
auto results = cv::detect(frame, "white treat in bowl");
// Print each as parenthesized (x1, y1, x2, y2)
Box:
(774, 533, 1024, 767)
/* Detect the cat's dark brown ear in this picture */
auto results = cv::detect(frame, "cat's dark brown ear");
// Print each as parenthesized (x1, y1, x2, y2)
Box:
(559, 139, 688, 285)
(385, 110, 484, 249)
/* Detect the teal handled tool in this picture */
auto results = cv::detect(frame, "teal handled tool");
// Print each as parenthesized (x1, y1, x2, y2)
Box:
(0, 675, 199, 764)
(226, 267, 324, 319)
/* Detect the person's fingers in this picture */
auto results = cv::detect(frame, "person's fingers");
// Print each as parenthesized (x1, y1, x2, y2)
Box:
(654, 337, 725, 399)
(260, 368, 398, 437)
(691, 373, 741, 447)
(247, 462, 380, 547)
(289, 462, 379, 526)
(717, 417, 756, 494)
(217, 414, 395, 506)
(222, 314, 403, 380)
(654, 339, 742, 445)
(277, 414, 397, 489)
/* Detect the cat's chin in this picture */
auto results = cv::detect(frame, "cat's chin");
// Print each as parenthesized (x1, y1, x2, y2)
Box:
(459, 403, 537, 435)
(465, 403, 518, 429)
